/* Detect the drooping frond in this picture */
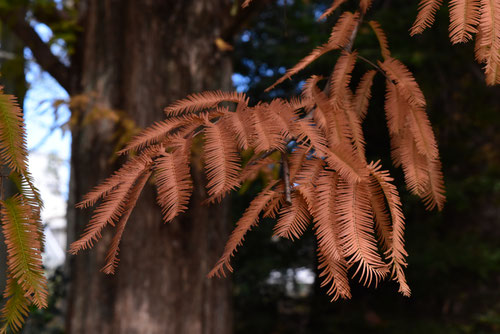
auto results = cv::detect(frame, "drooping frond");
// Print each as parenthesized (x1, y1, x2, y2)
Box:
(0, 277, 30, 334)
(250, 105, 286, 153)
(449, 0, 481, 43)
(353, 70, 376, 120)
(273, 192, 311, 240)
(318, 0, 347, 21)
(266, 43, 333, 91)
(328, 12, 360, 49)
(367, 174, 392, 250)
(475, 25, 489, 61)
(76, 147, 161, 209)
(344, 99, 366, 160)
(406, 103, 439, 160)
(368, 21, 391, 60)
(70, 155, 152, 254)
(479, 0, 500, 85)
(101, 170, 152, 274)
(1, 195, 47, 308)
(208, 183, 277, 277)
(268, 99, 298, 138)
(0, 92, 27, 173)
(262, 190, 285, 219)
(384, 81, 409, 136)
(311, 84, 351, 146)
(379, 57, 426, 107)
(118, 111, 222, 155)
(293, 156, 325, 186)
(324, 144, 367, 183)
(164, 91, 248, 116)
(410, 0, 444, 35)
(204, 120, 241, 201)
(288, 146, 310, 181)
(313, 170, 351, 300)
(155, 152, 193, 222)
(330, 51, 357, 108)
(367, 161, 410, 296)
(394, 133, 430, 196)
(292, 118, 328, 151)
(422, 158, 446, 211)
(225, 104, 255, 150)
(336, 179, 389, 286)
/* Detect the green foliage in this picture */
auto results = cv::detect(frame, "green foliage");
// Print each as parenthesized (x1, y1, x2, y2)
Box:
(0, 88, 46, 332)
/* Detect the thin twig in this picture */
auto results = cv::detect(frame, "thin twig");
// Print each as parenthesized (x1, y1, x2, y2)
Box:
(281, 154, 292, 205)
(357, 54, 391, 81)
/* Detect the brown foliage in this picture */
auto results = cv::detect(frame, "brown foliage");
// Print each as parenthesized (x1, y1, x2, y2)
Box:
(73, 2, 457, 302)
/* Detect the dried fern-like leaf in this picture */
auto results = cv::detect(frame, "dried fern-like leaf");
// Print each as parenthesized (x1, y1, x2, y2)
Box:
(344, 96, 366, 161)
(379, 57, 426, 108)
(155, 152, 193, 222)
(384, 81, 409, 136)
(164, 91, 248, 116)
(292, 118, 328, 151)
(274, 192, 311, 240)
(101, 170, 152, 274)
(421, 158, 446, 211)
(118, 111, 222, 155)
(266, 43, 334, 91)
(328, 12, 360, 49)
(318, 0, 347, 21)
(336, 179, 389, 286)
(353, 70, 376, 120)
(293, 156, 325, 185)
(330, 51, 357, 108)
(311, 84, 351, 146)
(324, 144, 368, 183)
(479, 0, 500, 85)
(208, 183, 277, 277)
(70, 155, 152, 254)
(250, 105, 286, 153)
(406, 103, 439, 160)
(204, 121, 241, 202)
(368, 21, 391, 60)
(393, 132, 430, 196)
(367, 175, 392, 251)
(368, 161, 410, 296)
(0, 92, 27, 174)
(1, 195, 47, 308)
(410, 0, 443, 35)
(0, 277, 30, 334)
(313, 170, 351, 300)
(225, 104, 255, 150)
(288, 146, 310, 181)
(449, 0, 481, 43)
(77, 147, 161, 209)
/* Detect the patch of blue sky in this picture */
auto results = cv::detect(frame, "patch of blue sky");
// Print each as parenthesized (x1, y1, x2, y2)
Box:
(24, 23, 71, 198)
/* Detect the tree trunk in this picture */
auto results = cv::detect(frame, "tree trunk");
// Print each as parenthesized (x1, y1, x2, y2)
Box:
(66, 1, 234, 333)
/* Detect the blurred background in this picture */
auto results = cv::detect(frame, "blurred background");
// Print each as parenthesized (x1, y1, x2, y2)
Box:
(0, 0, 499, 333)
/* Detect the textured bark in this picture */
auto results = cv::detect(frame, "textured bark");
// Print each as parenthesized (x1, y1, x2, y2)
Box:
(66, 1, 234, 333)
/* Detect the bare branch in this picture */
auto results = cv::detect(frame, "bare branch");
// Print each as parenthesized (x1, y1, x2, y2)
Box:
(0, 7, 72, 93)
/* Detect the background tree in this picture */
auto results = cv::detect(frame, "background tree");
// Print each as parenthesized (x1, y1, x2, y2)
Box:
(0, 0, 269, 333)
